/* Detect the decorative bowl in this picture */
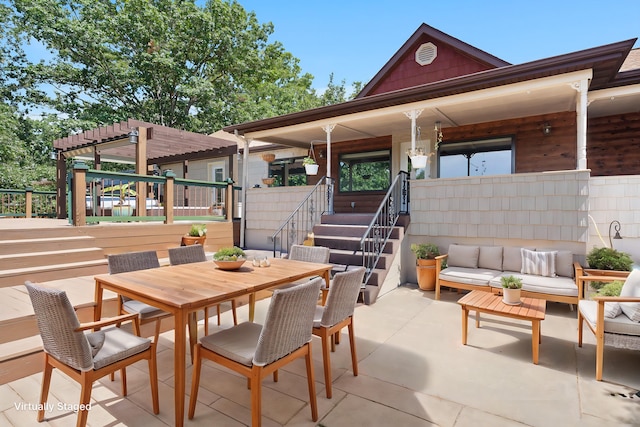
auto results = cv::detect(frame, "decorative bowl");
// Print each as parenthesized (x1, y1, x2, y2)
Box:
(213, 259, 246, 270)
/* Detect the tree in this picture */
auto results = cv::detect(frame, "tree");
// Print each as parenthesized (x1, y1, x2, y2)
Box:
(11, 0, 320, 134)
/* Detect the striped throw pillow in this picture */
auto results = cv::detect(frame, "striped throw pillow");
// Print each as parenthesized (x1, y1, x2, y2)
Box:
(521, 249, 557, 277)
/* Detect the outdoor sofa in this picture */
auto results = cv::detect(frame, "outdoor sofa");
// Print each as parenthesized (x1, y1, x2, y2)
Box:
(435, 244, 582, 305)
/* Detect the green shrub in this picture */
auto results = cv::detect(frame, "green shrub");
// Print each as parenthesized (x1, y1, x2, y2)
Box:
(586, 247, 633, 271)
(411, 243, 439, 260)
(595, 280, 624, 297)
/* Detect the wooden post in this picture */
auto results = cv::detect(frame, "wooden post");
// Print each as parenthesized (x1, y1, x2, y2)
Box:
(164, 170, 175, 224)
(225, 179, 234, 222)
(72, 162, 89, 226)
(24, 187, 33, 218)
(135, 126, 147, 217)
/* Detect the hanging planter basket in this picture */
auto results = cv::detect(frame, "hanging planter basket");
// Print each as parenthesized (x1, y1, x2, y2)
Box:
(410, 155, 428, 169)
(304, 164, 319, 175)
(262, 177, 275, 186)
(261, 153, 276, 163)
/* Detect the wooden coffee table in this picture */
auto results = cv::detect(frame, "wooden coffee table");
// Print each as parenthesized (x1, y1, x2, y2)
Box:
(457, 290, 546, 364)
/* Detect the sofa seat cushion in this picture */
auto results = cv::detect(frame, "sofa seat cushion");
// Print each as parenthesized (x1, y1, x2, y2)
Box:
(439, 267, 498, 287)
(579, 300, 640, 336)
(489, 272, 578, 297)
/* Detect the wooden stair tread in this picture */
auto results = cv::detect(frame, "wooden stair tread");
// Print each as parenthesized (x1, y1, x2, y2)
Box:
(0, 259, 108, 277)
(0, 247, 104, 260)
(0, 235, 94, 245)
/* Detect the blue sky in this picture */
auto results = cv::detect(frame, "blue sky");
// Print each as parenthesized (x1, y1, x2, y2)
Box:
(238, 0, 640, 91)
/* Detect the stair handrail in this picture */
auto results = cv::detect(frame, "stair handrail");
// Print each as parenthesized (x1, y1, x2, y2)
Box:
(357, 171, 410, 287)
(272, 176, 335, 257)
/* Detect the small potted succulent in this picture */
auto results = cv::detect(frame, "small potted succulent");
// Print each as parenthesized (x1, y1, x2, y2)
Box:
(181, 224, 207, 246)
(411, 243, 440, 291)
(302, 157, 319, 175)
(501, 275, 523, 305)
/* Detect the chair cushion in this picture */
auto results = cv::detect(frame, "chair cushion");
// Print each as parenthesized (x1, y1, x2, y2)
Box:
(93, 327, 151, 370)
(439, 267, 496, 287)
(619, 270, 640, 322)
(123, 300, 167, 319)
(579, 300, 640, 336)
(200, 322, 262, 366)
(490, 273, 578, 297)
(447, 245, 479, 268)
(85, 331, 105, 357)
(478, 246, 503, 271)
(521, 249, 557, 277)
(313, 305, 324, 328)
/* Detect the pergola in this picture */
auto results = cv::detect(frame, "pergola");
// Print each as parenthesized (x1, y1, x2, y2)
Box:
(52, 119, 238, 218)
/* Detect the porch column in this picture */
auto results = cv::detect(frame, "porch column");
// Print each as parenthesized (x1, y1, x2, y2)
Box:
(239, 136, 253, 248)
(573, 79, 589, 170)
(135, 126, 147, 217)
(403, 109, 423, 152)
(322, 124, 336, 178)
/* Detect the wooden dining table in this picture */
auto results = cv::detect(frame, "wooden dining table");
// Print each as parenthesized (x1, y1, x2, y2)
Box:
(93, 257, 332, 427)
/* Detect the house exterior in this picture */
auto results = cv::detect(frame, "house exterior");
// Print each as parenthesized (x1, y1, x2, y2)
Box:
(222, 23, 640, 284)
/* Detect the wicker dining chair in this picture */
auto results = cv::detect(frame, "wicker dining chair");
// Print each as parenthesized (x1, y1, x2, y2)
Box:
(25, 281, 159, 427)
(189, 278, 322, 427)
(312, 267, 365, 398)
(107, 250, 171, 343)
(168, 244, 238, 334)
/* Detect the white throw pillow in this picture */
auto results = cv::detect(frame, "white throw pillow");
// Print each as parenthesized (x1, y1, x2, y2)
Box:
(521, 248, 557, 277)
(619, 270, 640, 322)
(604, 302, 622, 319)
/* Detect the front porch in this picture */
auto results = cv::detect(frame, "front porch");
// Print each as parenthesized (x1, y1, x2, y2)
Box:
(2, 284, 638, 426)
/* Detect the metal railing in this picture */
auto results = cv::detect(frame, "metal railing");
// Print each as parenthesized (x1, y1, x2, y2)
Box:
(72, 163, 241, 225)
(0, 188, 58, 218)
(272, 177, 335, 257)
(358, 171, 410, 286)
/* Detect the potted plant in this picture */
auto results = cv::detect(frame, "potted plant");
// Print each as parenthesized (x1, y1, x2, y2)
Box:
(411, 243, 440, 291)
(102, 183, 136, 216)
(406, 147, 429, 169)
(586, 247, 633, 291)
(181, 224, 207, 246)
(501, 275, 523, 305)
(302, 157, 319, 175)
(213, 246, 247, 270)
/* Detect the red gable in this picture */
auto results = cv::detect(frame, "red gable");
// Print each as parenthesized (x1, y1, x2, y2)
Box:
(358, 23, 510, 97)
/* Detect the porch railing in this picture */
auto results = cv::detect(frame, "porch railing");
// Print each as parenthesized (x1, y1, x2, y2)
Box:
(0, 188, 58, 218)
(272, 176, 335, 257)
(358, 171, 410, 286)
(71, 162, 241, 226)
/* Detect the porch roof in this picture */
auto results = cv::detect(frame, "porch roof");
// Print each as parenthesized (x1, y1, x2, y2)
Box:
(223, 38, 639, 147)
(53, 119, 237, 164)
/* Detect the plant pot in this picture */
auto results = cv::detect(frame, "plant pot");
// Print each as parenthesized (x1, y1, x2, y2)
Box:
(305, 164, 319, 175)
(112, 204, 133, 216)
(181, 235, 206, 246)
(502, 288, 522, 305)
(410, 155, 428, 169)
(261, 153, 276, 162)
(416, 258, 437, 291)
(262, 177, 275, 186)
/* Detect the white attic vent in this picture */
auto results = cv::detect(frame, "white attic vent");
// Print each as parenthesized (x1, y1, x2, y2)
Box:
(415, 42, 437, 66)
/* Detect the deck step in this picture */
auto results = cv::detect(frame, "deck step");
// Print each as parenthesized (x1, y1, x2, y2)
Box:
(0, 235, 97, 255)
(0, 247, 105, 270)
(0, 259, 109, 288)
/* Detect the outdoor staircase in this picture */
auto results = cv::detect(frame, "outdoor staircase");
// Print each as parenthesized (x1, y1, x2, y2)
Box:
(0, 228, 108, 288)
(312, 213, 410, 305)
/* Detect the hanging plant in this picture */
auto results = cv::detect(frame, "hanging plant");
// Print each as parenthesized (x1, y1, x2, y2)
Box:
(261, 153, 276, 163)
(304, 142, 319, 175)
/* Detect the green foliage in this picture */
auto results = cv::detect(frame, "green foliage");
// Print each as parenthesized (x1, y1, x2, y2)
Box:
(595, 280, 624, 297)
(501, 275, 523, 289)
(188, 224, 207, 237)
(411, 243, 439, 260)
(302, 157, 316, 166)
(586, 247, 633, 271)
(213, 246, 245, 261)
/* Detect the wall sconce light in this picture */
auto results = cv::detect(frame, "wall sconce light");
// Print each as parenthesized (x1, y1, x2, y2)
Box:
(609, 220, 622, 248)
(128, 128, 139, 144)
(542, 123, 552, 136)
(319, 149, 326, 159)
(49, 150, 58, 160)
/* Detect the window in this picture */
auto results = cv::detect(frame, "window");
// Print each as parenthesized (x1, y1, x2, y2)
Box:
(339, 150, 390, 192)
(209, 163, 225, 205)
(268, 157, 308, 186)
(438, 137, 513, 178)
